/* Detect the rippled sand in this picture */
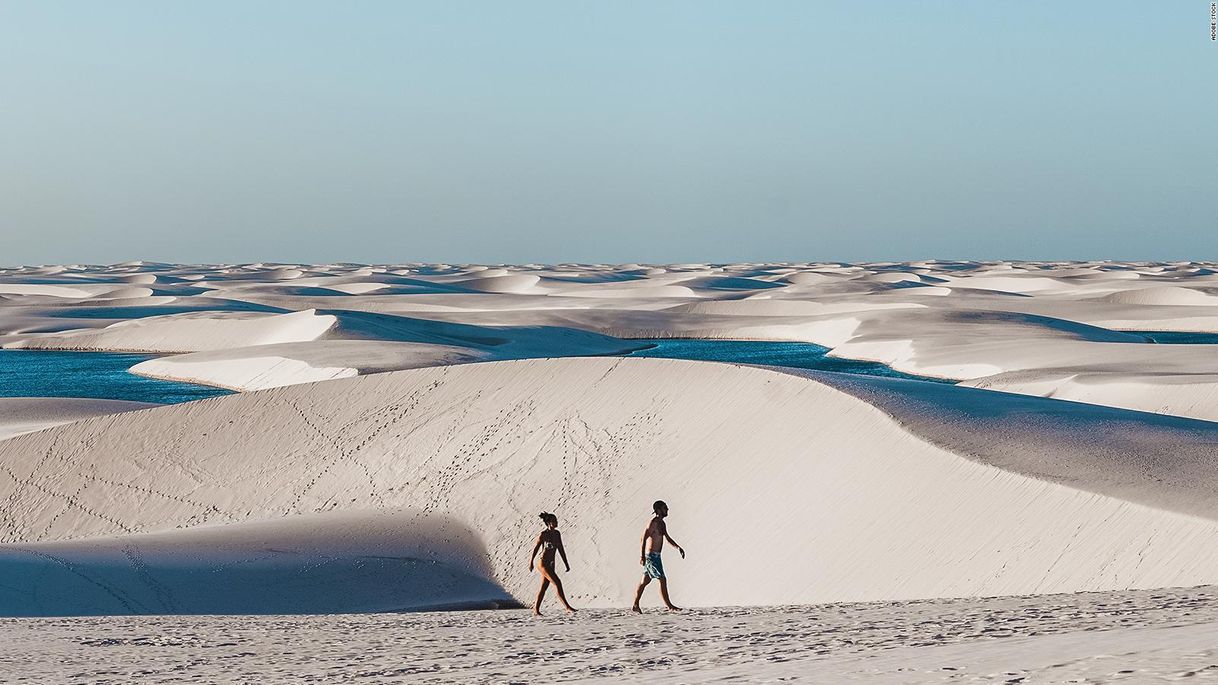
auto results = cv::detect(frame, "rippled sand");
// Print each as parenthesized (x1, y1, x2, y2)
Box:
(5, 585, 1218, 683)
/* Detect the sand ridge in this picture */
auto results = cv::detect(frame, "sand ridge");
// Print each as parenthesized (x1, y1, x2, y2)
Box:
(0, 398, 156, 441)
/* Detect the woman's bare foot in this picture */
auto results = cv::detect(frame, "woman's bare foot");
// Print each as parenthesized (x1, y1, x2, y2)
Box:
(665, 605, 683, 611)
(630, 605, 642, 614)
(532, 607, 542, 616)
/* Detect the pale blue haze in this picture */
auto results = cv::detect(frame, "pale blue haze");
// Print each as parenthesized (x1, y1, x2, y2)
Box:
(1, 1, 1214, 264)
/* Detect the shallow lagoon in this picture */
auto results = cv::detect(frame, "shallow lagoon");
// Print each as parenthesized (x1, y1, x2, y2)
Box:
(1140, 331, 1218, 344)
(626, 339, 952, 383)
(6, 332, 1210, 406)
(0, 350, 233, 404)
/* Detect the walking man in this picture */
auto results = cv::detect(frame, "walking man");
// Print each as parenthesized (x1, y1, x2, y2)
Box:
(631, 500, 684, 612)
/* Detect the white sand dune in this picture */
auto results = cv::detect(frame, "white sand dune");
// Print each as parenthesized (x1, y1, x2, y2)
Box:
(0, 509, 512, 615)
(1099, 285, 1218, 306)
(824, 309, 1146, 377)
(2, 309, 336, 352)
(0, 284, 139, 299)
(454, 273, 543, 293)
(961, 369, 1218, 422)
(935, 273, 1068, 293)
(815, 373, 1218, 519)
(127, 307, 646, 390)
(0, 398, 156, 441)
(129, 340, 491, 390)
(5, 358, 1218, 615)
(122, 309, 641, 390)
(661, 299, 923, 317)
(118, 274, 158, 284)
(554, 284, 701, 299)
(320, 281, 391, 295)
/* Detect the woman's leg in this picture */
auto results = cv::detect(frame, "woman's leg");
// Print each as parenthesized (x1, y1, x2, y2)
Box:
(533, 577, 550, 615)
(541, 566, 577, 612)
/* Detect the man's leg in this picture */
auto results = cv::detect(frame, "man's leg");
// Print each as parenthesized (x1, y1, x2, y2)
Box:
(631, 575, 651, 612)
(658, 578, 682, 611)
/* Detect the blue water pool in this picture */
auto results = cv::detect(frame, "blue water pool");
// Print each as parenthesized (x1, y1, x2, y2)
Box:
(625, 339, 952, 383)
(1141, 332, 1218, 344)
(0, 350, 233, 404)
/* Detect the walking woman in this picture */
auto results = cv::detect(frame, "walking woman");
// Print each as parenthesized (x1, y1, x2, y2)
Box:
(528, 512, 577, 615)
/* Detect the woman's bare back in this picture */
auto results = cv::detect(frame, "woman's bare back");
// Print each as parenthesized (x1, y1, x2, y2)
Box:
(539, 529, 562, 566)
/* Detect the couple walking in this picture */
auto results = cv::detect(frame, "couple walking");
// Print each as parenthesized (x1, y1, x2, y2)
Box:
(527, 500, 685, 615)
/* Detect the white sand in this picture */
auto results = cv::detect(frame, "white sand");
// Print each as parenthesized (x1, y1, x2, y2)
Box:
(127, 340, 490, 391)
(3, 309, 336, 353)
(0, 509, 512, 615)
(0, 398, 157, 441)
(5, 584, 1218, 683)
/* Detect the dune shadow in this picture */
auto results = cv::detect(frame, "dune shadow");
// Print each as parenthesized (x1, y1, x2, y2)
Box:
(0, 509, 516, 617)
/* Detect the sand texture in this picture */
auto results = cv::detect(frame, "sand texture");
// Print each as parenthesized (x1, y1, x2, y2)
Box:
(0, 398, 156, 441)
(5, 584, 1218, 683)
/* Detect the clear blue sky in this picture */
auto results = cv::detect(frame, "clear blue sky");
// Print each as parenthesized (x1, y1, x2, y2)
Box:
(2, 2, 1214, 265)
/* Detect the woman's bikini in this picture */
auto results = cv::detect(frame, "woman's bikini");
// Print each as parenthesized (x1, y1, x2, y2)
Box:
(540, 531, 559, 568)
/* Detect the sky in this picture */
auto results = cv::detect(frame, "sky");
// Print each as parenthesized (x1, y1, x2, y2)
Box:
(1, 1, 1215, 265)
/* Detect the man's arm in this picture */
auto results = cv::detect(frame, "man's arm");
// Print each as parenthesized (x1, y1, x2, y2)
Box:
(663, 527, 686, 559)
(639, 524, 650, 565)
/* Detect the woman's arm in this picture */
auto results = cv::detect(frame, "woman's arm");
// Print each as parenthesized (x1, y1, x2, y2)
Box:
(528, 535, 542, 571)
(557, 532, 571, 572)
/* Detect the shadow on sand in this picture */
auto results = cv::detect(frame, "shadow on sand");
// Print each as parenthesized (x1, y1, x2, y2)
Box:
(0, 509, 517, 616)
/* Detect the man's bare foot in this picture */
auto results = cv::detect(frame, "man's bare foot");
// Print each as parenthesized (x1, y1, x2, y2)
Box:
(532, 607, 542, 616)
(565, 606, 578, 614)
(665, 605, 683, 611)
(630, 605, 642, 613)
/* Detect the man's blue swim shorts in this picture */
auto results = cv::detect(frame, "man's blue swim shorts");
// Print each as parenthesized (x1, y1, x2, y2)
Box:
(643, 552, 665, 579)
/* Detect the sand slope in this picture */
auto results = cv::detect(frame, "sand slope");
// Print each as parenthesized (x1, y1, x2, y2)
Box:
(5, 358, 1218, 613)
(127, 340, 490, 391)
(3, 310, 335, 353)
(0, 398, 157, 441)
(0, 510, 512, 615)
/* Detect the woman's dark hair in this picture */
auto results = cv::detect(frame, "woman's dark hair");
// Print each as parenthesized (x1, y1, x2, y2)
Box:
(539, 512, 558, 526)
